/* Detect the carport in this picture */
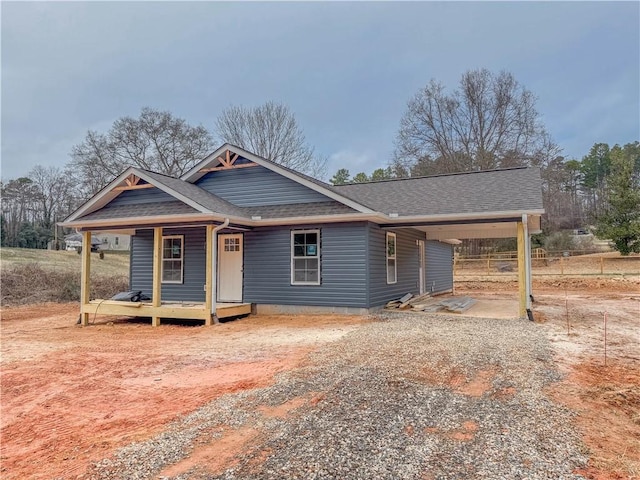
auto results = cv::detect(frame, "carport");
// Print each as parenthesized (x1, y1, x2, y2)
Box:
(382, 213, 540, 318)
(335, 167, 545, 319)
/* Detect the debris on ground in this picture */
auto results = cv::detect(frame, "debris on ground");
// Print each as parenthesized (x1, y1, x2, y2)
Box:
(437, 296, 477, 313)
(385, 294, 477, 314)
(385, 293, 433, 311)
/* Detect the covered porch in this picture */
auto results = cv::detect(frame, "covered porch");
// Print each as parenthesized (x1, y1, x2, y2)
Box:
(78, 222, 249, 326)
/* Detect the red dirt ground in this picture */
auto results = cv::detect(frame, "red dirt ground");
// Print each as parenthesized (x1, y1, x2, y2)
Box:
(551, 361, 640, 480)
(2, 280, 638, 479)
(0, 303, 365, 480)
(456, 279, 640, 480)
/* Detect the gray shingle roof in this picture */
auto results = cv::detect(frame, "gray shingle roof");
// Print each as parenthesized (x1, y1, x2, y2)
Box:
(141, 170, 247, 217)
(248, 201, 357, 219)
(77, 201, 199, 221)
(73, 164, 543, 225)
(333, 167, 543, 216)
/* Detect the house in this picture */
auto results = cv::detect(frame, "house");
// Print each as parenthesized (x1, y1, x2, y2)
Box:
(64, 233, 103, 252)
(60, 144, 543, 326)
(94, 232, 131, 251)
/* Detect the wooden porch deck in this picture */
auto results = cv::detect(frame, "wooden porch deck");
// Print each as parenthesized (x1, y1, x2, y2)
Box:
(82, 300, 252, 325)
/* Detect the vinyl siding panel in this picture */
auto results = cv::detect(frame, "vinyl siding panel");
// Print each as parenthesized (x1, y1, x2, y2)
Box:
(426, 241, 454, 294)
(368, 224, 424, 308)
(195, 166, 331, 206)
(243, 223, 368, 308)
(109, 187, 175, 206)
(130, 227, 206, 302)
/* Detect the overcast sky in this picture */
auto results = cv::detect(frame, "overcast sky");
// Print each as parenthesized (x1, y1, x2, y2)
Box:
(2, 1, 638, 181)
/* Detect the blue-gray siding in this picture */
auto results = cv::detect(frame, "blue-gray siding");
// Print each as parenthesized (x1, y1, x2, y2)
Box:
(128, 222, 453, 309)
(244, 223, 368, 308)
(130, 227, 206, 302)
(368, 225, 425, 308)
(426, 241, 454, 294)
(195, 166, 330, 206)
(109, 186, 175, 205)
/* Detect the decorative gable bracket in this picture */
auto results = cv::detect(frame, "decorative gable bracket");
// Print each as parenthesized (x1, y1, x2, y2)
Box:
(112, 174, 154, 192)
(199, 149, 258, 173)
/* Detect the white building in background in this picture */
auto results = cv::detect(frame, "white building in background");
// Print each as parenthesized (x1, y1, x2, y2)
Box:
(94, 233, 131, 251)
(63, 232, 130, 251)
(63, 233, 102, 251)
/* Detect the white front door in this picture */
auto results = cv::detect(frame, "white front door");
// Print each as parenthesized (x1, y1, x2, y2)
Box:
(218, 234, 243, 302)
(418, 240, 426, 294)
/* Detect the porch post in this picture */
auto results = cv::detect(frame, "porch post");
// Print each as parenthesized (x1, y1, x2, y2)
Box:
(208, 218, 229, 325)
(517, 220, 527, 318)
(151, 227, 163, 327)
(204, 224, 214, 326)
(79, 231, 91, 326)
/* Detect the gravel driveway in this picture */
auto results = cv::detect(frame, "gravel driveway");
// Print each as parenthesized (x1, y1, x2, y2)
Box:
(89, 312, 587, 480)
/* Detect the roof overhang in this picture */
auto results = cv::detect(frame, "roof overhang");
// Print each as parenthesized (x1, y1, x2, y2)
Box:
(379, 211, 543, 240)
(61, 207, 543, 239)
(60, 212, 386, 230)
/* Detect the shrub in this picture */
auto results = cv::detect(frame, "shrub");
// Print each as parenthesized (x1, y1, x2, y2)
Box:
(1, 263, 128, 306)
(544, 231, 576, 253)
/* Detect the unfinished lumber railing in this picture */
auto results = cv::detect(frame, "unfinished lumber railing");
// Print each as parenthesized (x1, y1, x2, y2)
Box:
(454, 250, 640, 277)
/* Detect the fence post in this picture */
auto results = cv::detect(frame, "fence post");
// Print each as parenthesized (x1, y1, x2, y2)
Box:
(600, 256, 604, 275)
(487, 255, 491, 275)
(560, 256, 564, 275)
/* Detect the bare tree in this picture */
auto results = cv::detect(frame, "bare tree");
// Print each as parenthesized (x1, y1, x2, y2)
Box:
(70, 108, 213, 196)
(29, 165, 74, 229)
(394, 69, 557, 175)
(214, 101, 327, 178)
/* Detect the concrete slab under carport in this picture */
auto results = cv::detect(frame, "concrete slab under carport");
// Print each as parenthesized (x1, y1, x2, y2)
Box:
(412, 293, 519, 319)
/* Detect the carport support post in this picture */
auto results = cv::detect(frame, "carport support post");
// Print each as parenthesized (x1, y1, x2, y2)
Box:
(517, 220, 527, 318)
(151, 227, 162, 327)
(523, 214, 533, 311)
(79, 231, 91, 326)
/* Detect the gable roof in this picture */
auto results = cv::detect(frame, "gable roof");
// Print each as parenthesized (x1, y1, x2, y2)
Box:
(333, 167, 544, 217)
(64, 166, 247, 224)
(181, 143, 376, 214)
(61, 145, 544, 230)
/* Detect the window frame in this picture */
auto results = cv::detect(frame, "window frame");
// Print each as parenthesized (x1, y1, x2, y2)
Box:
(161, 234, 184, 284)
(386, 232, 397, 284)
(290, 229, 321, 286)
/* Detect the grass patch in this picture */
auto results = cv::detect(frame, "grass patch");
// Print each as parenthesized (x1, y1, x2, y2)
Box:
(1, 247, 129, 276)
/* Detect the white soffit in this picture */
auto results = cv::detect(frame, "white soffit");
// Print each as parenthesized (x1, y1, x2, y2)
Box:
(421, 222, 518, 240)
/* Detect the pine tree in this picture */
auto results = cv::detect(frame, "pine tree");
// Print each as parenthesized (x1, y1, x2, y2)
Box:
(595, 146, 640, 255)
(330, 168, 351, 185)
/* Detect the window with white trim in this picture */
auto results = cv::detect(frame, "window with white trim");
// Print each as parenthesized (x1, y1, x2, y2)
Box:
(162, 235, 183, 283)
(386, 232, 397, 284)
(291, 229, 320, 285)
